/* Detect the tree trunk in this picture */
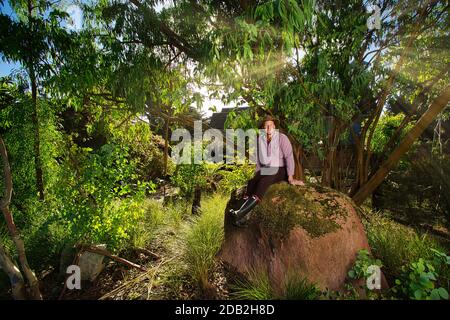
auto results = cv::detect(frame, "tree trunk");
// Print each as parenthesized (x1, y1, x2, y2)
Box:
(293, 143, 305, 181)
(322, 117, 339, 187)
(163, 117, 170, 177)
(192, 185, 202, 215)
(0, 241, 27, 300)
(30, 71, 44, 201)
(27, 0, 44, 200)
(349, 137, 366, 197)
(352, 84, 450, 205)
(0, 136, 42, 300)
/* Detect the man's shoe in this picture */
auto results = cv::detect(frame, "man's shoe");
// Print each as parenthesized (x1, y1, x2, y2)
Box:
(229, 195, 259, 225)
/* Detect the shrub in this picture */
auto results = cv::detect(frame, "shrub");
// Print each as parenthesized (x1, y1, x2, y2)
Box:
(373, 153, 450, 228)
(216, 163, 254, 194)
(112, 121, 167, 181)
(347, 249, 383, 282)
(392, 249, 450, 300)
(56, 142, 155, 251)
(364, 211, 446, 279)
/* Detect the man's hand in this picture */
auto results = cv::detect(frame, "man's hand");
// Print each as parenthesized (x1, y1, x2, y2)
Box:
(288, 175, 305, 186)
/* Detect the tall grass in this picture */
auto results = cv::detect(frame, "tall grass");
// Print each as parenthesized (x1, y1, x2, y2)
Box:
(183, 194, 226, 288)
(230, 267, 320, 300)
(130, 198, 188, 249)
(230, 268, 274, 300)
(127, 194, 227, 297)
(282, 272, 321, 300)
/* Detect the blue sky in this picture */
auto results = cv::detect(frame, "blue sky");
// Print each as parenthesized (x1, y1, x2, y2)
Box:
(0, 0, 84, 77)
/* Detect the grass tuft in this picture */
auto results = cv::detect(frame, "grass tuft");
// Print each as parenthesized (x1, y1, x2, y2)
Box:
(183, 194, 226, 289)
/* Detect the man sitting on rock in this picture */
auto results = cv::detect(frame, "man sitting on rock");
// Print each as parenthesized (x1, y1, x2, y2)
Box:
(230, 115, 304, 226)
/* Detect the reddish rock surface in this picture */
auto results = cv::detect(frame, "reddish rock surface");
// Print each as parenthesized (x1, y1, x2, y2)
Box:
(216, 182, 388, 296)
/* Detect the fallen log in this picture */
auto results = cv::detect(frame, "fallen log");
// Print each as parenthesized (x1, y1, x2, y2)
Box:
(82, 245, 147, 272)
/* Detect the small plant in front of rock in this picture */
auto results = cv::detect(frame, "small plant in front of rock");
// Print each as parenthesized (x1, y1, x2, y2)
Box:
(348, 249, 383, 281)
(347, 249, 384, 299)
(229, 268, 274, 300)
(282, 272, 321, 300)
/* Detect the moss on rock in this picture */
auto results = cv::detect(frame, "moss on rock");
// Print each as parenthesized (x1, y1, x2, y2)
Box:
(252, 182, 349, 239)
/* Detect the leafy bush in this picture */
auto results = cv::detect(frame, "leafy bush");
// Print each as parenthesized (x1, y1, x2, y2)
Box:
(364, 212, 450, 299)
(171, 163, 210, 197)
(364, 211, 446, 279)
(216, 163, 255, 194)
(12, 199, 67, 271)
(56, 142, 155, 251)
(392, 249, 450, 300)
(0, 91, 64, 223)
(112, 121, 167, 181)
(371, 112, 414, 157)
(347, 249, 383, 281)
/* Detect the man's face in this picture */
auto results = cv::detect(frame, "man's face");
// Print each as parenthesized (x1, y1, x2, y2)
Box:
(264, 120, 276, 136)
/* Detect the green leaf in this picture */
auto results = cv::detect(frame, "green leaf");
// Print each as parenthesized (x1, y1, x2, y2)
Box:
(413, 290, 423, 300)
(438, 288, 449, 300)
(430, 289, 441, 300)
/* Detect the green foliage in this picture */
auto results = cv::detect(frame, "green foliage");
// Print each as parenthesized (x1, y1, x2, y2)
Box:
(393, 249, 450, 300)
(0, 81, 69, 271)
(371, 113, 413, 155)
(347, 249, 383, 281)
(364, 211, 446, 279)
(112, 120, 167, 181)
(171, 159, 231, 197)
(375, 154, 450, 229)
(56, 141, 155, 251)
(171, 163, 209, 197)
(208, 0, 375, 156)
(0, 0, 448, 301)
(11, 198, 67, 271)
(0, 82, 63, 209)
(364, 211, 450, 300)
(216, 164, 254, 194)
(0, 91, 38, 204)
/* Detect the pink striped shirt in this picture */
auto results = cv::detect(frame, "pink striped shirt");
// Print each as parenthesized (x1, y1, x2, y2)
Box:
(256, 131, 295, 176)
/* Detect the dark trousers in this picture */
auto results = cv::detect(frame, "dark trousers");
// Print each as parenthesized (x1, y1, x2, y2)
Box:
(245, 167, 288, 200)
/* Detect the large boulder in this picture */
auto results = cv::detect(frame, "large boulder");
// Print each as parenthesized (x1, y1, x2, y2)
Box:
(216, 182, 387, 296)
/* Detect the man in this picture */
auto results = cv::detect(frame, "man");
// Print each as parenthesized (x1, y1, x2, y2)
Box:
(230, 115, 304, 226)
